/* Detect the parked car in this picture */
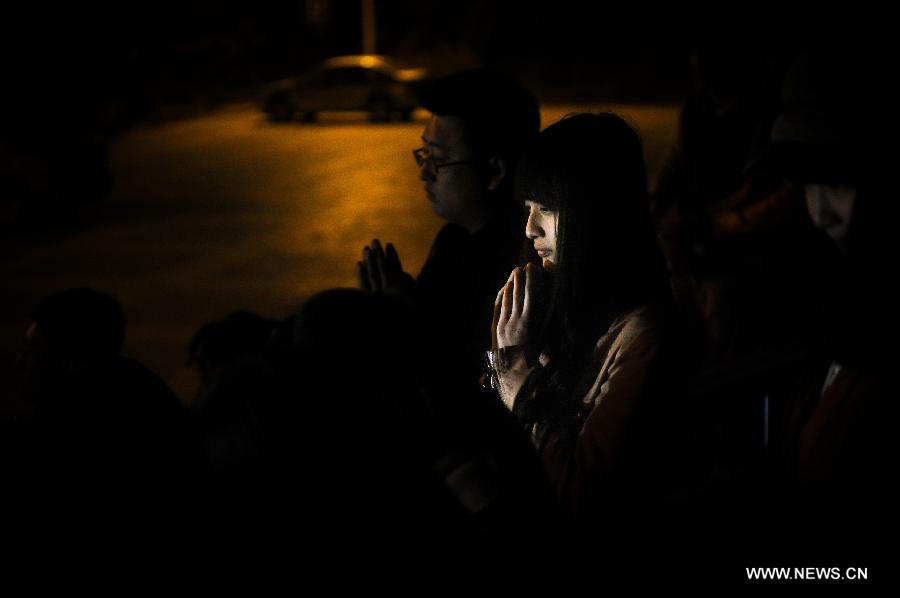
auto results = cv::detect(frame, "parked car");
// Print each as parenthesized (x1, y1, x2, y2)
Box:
(262, 55, 429, 123)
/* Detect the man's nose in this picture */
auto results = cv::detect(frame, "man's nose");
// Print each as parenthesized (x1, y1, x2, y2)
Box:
(419, 163, 435, 183)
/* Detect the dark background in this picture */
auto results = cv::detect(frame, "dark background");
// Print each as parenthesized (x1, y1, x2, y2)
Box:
(0, 1, 826, 133)
(0, 2, 882, 404)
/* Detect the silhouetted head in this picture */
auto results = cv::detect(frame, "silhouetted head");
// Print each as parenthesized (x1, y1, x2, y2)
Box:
(517, 113, 671, 354)
(416, 68, 540, 232)
(769, 45, 872, 248)
(18, 288, 125, 404)
(766, 45, 895, 367)
(186, 310, 277, 392)
(690, 43, 765, 106)
(290, 289, 419, 397)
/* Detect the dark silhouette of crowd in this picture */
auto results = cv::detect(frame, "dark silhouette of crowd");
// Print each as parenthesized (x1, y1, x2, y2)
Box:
(4, 45, 894, 583)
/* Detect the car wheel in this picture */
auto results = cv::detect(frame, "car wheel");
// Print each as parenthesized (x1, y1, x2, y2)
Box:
(268, 98, 293, 122)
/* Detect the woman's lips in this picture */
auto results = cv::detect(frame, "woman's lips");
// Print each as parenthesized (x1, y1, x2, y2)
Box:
(536, 249, 552, 258)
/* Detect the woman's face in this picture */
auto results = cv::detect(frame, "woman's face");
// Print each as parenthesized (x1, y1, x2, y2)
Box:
(524, 200, 558, 264)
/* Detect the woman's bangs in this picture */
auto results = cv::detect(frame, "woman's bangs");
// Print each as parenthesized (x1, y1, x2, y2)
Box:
(518, 145, 563, 210)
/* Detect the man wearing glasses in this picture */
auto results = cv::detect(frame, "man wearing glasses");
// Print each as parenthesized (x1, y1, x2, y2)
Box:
(357, 68, 540, 399)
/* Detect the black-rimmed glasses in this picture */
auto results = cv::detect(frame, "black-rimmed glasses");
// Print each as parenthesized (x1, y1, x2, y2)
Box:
(413, 147, 481, 173)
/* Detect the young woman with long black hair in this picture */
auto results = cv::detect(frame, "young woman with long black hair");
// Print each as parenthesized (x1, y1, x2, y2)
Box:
(488, 113, 680, 522)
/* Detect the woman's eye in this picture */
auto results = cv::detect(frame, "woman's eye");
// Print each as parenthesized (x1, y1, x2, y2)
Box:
(538, 207, 553, 215)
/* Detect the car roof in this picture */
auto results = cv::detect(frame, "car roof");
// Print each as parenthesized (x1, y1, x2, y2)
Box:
(314, 55, 428, 82)
(320, 55, 395, 71)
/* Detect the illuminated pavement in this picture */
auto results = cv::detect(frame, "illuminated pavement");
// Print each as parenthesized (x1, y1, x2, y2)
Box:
(1, 103, 678, 403)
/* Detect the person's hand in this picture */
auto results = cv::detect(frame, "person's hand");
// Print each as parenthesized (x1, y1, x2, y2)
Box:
(493, 262, 546, 350)
(357, 239, 416, 296)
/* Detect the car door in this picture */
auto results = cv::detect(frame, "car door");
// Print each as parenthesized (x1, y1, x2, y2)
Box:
(307, 66, 371, 111)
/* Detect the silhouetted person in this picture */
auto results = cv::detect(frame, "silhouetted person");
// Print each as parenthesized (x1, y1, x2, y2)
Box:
(267, 290, 466, 555)
(266, 289, 557, 565)
(356, 68, 540, 404)
(8, 288, 122, 538)
(11, 288, 207, 543)
(651, 45, 787, 361)
(652, 45, 771, 225)
(766, 46, 896, 563)
(186, 310, 281, 535)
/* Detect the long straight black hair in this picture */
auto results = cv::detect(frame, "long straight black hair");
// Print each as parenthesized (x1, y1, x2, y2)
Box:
(517, 113, 673, 370)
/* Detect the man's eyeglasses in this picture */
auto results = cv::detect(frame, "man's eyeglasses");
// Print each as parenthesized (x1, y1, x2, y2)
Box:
(413, 147, 481, 173)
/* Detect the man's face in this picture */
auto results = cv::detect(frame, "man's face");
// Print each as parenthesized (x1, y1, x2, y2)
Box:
(804, 184, 856, 242)
(419, 115, 489, 231)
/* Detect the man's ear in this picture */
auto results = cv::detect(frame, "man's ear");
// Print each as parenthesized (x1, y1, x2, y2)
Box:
(486, 155, 507, 192)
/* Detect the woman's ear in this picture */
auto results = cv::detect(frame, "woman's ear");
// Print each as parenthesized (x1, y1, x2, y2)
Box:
(486, 155, 507, 192)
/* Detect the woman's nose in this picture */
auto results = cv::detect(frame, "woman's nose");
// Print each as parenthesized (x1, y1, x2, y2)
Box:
(525, 211, 542, 239)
